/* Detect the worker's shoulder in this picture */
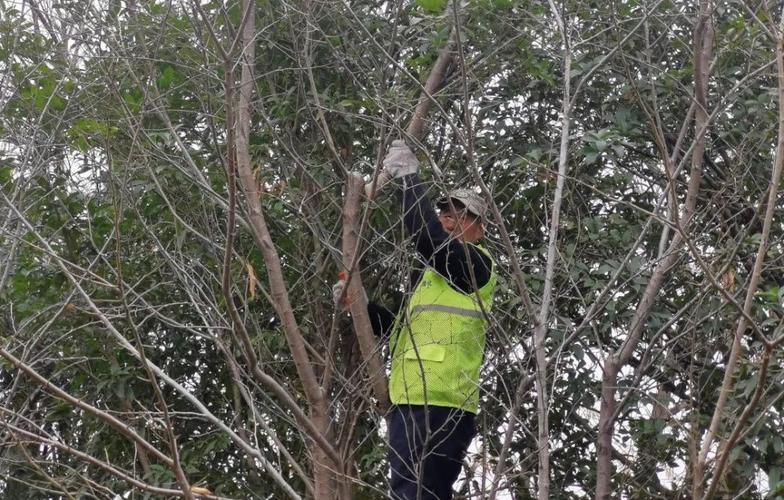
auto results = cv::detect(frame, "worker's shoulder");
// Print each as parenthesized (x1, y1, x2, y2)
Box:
(468, 243, 494, 264)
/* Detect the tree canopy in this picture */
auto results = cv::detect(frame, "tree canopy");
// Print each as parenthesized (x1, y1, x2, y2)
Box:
(2, 0, 784, 498)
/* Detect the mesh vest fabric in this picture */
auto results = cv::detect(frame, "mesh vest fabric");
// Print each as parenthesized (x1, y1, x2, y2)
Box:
(389, 245, 496, 413)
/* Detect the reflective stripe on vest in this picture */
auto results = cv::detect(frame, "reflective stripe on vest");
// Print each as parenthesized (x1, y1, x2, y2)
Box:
(389, 244, 496, 413)
(410, 304, 485, 319)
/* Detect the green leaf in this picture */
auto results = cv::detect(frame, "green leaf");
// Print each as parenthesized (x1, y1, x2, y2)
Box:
(416, 0, 447, 13)
(0, 165, 12, 185)
(157, 65, 177, 90)
(583, 148, 600, 164)
(772, 467, 784, 493)
(773, 435, 784, 454)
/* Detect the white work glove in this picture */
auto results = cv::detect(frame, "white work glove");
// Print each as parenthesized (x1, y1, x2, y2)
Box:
(382, 140, 419, 179)
(332, 272, 368, 312)
(332, 275, 349, 311)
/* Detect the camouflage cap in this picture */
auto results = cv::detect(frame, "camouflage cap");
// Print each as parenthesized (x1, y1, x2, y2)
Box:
(436, 188, 487, 220)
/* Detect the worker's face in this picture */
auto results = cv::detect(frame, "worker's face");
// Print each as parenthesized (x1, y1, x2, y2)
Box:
(438, 206, 484, 243)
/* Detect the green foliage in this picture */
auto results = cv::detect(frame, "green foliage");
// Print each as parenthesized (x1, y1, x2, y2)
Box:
(2, 0, 784, 498)
(416, 0, 447, 14)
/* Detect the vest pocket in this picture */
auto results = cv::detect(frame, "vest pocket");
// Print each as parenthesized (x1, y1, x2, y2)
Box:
(404, 344, 445, 362)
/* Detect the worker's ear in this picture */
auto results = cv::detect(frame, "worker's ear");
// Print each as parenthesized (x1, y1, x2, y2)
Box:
(468, 217, 485, 243)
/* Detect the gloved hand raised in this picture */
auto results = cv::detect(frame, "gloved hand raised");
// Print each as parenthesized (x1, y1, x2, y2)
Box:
(332, 272, 367, 312)
(382, 140, 419, 179)
(332, 274, 349, 311)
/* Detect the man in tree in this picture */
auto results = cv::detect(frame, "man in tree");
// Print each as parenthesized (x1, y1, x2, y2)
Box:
(375, 140, 497, 500)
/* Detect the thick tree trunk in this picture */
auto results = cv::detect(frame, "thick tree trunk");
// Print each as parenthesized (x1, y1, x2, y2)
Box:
(595, 360, 618, 500)
(594, 4, 711, 497)
(695, 13, 784, 499)
(594, 239, 683, 498)
(232, 2, 344, 497)
(341, 173, 390, 413)
(311, 405, 338, 500)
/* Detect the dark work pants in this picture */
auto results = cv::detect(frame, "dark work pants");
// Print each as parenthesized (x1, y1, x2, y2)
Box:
(388, 405, 476, 500)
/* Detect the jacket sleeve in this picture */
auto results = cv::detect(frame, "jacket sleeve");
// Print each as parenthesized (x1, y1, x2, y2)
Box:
(400, 174, 491, 294)
(367, 302, 396, 340)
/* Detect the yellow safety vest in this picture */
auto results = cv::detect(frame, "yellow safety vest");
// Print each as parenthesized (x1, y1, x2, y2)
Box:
(389, 245, 496, 413)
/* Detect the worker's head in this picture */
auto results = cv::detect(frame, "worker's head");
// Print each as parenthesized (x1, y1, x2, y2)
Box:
(436, 188, 487, 244)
